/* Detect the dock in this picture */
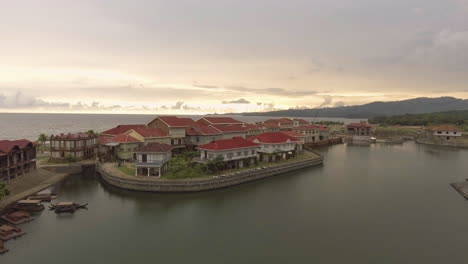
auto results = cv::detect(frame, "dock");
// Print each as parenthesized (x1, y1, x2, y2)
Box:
(450, 181, 468, 200)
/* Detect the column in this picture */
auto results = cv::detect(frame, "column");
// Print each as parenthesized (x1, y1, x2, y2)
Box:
(147, 168, 150, 177)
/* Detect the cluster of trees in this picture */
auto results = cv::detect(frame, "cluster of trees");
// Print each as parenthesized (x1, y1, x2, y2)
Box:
(369, 110, 468, 129)
(0, 182, 10, 200)
(313, 121, 344, 125)
(165, 151, 232, 179)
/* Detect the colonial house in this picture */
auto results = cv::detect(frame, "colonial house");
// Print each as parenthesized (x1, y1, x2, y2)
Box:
(264, 118, 294, 130)
(211, 125, 250, 139)
(185, 124, 223, 146)
(134, 143, 173, 177)
(0, 139, 36, 182)
(431, 125, 462, 140)
(261, 122, 281, 133)
(100, 124, 146, 138)
(147, 116, 195, 146)
(280, 131, 306, 144)
(293, 118, 310, 127)
(196, 117, 243, 127)
(126, 127, 171, 144)
(107, 134, 141, 161)
(292, 125, 321, 143)
(248, 132, 302, 162)
(196, 137, 259, 169)
(347, 123, 372, 136)
(49, 133, 98, 161)
(243, 123, 265, 137)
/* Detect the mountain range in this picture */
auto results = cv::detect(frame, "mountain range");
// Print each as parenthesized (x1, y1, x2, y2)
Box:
(241, 97, 468, 118)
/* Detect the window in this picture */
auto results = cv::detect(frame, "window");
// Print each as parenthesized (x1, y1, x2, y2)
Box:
(237, 152, 241, 156)
(437, 131, 442, 134)
(227, 153, 233, 159)
(251, 150, 255, 155)
(244, 151, 248, 156)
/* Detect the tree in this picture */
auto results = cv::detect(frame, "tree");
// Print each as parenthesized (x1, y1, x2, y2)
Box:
(207, 155, 225, 173)
(0, 182, 10, 200)
(87, 130, 95, 135)
(37, 133, 48, 153)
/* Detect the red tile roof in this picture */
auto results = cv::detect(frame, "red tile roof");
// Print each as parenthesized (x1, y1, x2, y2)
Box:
(243, 123, 264, 130)
(431, 125, 462, 132)
(0, 139, 34, 155)
(101, 125, 146, 136)
(99, 136, 113, 145)
(262, 122, 280, 129)
(198, 137, 259, 151)
(347, 123, 372, 128)
(293, 124, 329, 131)
(185, 124, 223, 136)
(135, 143, 173, 153)
(293, 118, 310, 125)
(199, 117, 243, 125)
(280, 131, 305, 138)
(211, 124, 249, 133)
(131, 127, 168, 138)
(264, 118, 294, 126)
(109, 134, 141, 143)
(157, 116, 195, 127)
(248, 132, 301, 144)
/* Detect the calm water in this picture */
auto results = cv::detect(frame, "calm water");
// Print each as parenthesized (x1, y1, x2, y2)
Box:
(0, 113, 363, 140)
(3, 142, 468, 263)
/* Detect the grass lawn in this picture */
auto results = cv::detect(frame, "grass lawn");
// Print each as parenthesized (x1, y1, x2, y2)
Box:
(115, 163, 135, 176)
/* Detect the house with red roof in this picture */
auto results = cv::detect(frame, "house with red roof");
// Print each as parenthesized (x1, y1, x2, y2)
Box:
(126, 127, 171, 144)
(263, 118, 295, 130)
(347, 122, 372, 136)
(185, 124, 223, 146)
(280, 131, 306, 144)
(147, 116, 196, 146)
(0, 139, 36, 182)
(292, 124, 330, 143)
(248, 132, 302, 162)
(49, 132, 98, 162)
(196, 137, 259, 169)
(211, 124, 250, 139)
(100, 124, 146, 137)
(106, 133, 142, 161)
(196, 116, 243, 127)
(134, 143, 174, 177)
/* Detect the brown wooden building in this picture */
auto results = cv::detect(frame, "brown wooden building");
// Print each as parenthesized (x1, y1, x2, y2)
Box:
(49, 133, 98, 161)
(0, 139, 36, 182)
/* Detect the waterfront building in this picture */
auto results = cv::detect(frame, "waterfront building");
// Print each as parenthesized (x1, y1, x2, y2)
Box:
(100, 124, 146, 138)
(126, 127, 171, 144)
(264, 118, 295, 130)
(292, 125, 321, 143)
(431, 125, 462, 139)
(185, 124, 223, 146)
(248, 132, 302, 162)
(211, 125, 250, 139)
(147, 116, 195, 147)
(280, 131, 306, 144)
(196, 117, 243, 127)
(261, 122, 281, 133)
(293, 118, 310, 126)
(0, 139, 36, 182)
(244, 123, 266, 136)
(106, 134, 141, 161)
(49, 133, 98, 161)
(347, 123, 372, 136)
(196, 137, 259, 169)
(135, 143, 173, 177)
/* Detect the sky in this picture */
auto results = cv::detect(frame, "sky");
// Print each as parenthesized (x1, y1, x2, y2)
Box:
(1, 0, 468, 114)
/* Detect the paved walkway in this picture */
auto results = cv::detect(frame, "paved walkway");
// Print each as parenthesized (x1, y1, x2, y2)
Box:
(0, 168, 68, 211)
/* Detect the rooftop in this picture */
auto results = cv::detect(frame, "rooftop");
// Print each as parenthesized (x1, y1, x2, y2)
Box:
(157, 116, 196, 127)
(0, 139, 34, 155)
(198, 137, 259, 151)
(347, 123, 372, 128)
(280, 131, 305, 137)
(101, 125, 146, 136)
(198, 116, 243, 125)
(185, 124, 223, 136)
(109, 134, 141, 143)
(131, 127, 168, 138)
(248, 132, 301, 144)
(431, 125, 462, 132)
(135, 143, 174, 153)
(211, 124, 250, 133)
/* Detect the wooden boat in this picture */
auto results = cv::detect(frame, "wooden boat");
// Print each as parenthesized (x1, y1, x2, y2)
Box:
(12, 200, 45, 212)
(49, 202, 88, 213)
(27, 194, 57, 202)
(1, 210, 34, 225)
(0, 240, 8, 254)
(0, 224, 25, 241)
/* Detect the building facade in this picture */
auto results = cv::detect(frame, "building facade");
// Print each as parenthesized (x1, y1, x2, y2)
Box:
(248, 132, 302, 162)
(0, 140, 36, 182)
(135, 143, 173, 177)
(49, 133, 98, 161)
(347, 123, 372, 136)
(196, 137, 259, 169)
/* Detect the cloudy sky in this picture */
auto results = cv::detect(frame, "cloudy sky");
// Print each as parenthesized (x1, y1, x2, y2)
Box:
(1, 0, 468, 114)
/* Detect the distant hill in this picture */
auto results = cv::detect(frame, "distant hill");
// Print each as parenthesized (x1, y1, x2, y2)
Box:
(242, 97, 468, 118)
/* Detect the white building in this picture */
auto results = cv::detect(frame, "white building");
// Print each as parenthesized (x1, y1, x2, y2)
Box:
(248, 132, 302, 162)
(196, 137, 259, 169)
(134, 143, 173, 177)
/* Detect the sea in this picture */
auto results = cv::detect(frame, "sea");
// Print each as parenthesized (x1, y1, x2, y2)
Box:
(0, 113, 363, 141)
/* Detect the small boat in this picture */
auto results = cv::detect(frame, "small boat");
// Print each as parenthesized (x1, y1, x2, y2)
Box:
(27, 194, 57, 202)
(0, 240, 8, 254)
(0, 224, 25, 241)
(49, 202, 88, 214)
(1, 210, 34, 225)
(12, 200, 45, 212)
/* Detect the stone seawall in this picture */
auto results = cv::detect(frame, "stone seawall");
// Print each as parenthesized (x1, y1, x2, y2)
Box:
(99, 157, 324, 193)
(416, 138, 468, 148)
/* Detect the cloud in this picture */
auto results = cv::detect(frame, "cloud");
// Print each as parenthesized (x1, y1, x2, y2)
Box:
(317, 95, 333, 108)
(222, 98, 250, 104)
(0, 91, 70, 108)
(193, 84, 219, 89)
(333, 101, 345, 107)
(224, 86, 317, 97)
(171, 101, 184, 110)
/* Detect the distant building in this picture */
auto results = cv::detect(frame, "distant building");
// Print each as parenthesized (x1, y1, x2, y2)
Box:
(211, 125, 250, 139)
(196, 117, 244, 127)
(105, 134, 141, 161)
(49, 133, 98, 161)
(0, 139, 36, 182)
(431, 125, 462, 140)
(135, 143, 173, 177)
(147, 116, 195, 147)
(185, 124, 223, 146)
(196, 137, 259, 169)
(280, 131, 306, 144)
(292, 125, 321, 143)
(248, 132, 302, 162)
(346, 123, 372, 136)
(264, 118, 294, 130)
